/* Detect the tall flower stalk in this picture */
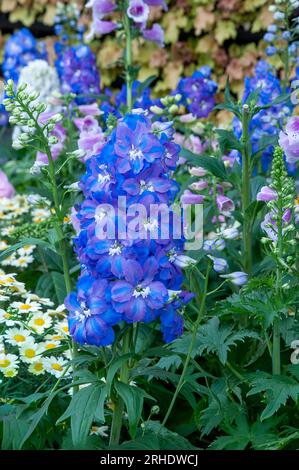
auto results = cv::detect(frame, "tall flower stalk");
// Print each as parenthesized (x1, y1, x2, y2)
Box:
(259, 146, 295, 374)
(241, 104, 252, 274)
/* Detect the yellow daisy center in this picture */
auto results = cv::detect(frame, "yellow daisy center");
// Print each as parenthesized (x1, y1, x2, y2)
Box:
(0, 359, 10, 367)
(24, 349, 36, 358)
(34, 318, 45, 326)
(13, 334, 25, 342)
(20, 304, 31, 311)
(51, 363, 63, 371)
(34, 363, 43, 371)
(45, 343, 56, 349)
(5, 370, 16, 377)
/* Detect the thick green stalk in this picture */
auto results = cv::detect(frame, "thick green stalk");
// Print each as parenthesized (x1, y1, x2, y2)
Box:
(123, 8, 133, 113)
(241, 105, 252, 274)
(161, 263, 211, 427)
(109, 330, 130, 446)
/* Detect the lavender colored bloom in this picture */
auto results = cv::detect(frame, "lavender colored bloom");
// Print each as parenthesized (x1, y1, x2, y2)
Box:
(0, 171, 15, 198)
(220, 271, 248, 286)
(142, 23, 164, 47)
(86, 0, 116, 18)
(256, 186, 278, 202)
(74, 115, 106, 161)
(216, 195, 235, 213)
(208, 255, 228, 273)
(55, 44, 100, 104)
(176, 67, 218, 119)
(181, 190, 204, 204)
(279, 116, 299, 164)
(127, 0, 150, 24)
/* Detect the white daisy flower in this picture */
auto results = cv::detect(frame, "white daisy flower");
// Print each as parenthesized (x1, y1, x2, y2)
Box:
(17, 245, 36, 256)
(0, 241, 8, 251)
(0, 308, 17, 326)
(11, 299, 42, 314)
(32, 208, 51, 224)
(11, 255, 34, 268)
(28, 360, 46, 375)
(28, 312, 52, 333)
(40, 340, 61, 352)
(0, 353, 19, 370)
(1, 254, 16, 266)
(3, 368, 18, 378)
(5, 327, 33, 346)
(90, 426, 109, 437)
(19, 342, 43, 363)
(44, 356, 68, 378)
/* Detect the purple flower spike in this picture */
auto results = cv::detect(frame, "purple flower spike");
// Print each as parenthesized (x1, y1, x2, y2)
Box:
(256, 186, 278, 202)
(127, 0, 150, 24)
(0, 171, 15, 198)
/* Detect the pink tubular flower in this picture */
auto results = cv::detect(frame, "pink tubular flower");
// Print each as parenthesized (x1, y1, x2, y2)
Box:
(181, 190, 204, 204)
(36, 121, 66, 164)
(0, 171, 15, 198)
(78, 103, 102, 116)
(256, 186, 277, 202)
(216, 195, 235, 213)
(279, 116, 299, 164)
(127, 0, 149, 24)
(74, 115, 106, 162)
(142, 23, 164, 47)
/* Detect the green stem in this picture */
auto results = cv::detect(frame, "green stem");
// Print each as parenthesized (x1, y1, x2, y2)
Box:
(241, 105, 252, 274)
(123, 7, 133, 112)
(109, 330, 131, 446)
(161, 263, 211, 427)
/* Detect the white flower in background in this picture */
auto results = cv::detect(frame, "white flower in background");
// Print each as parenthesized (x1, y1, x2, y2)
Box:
(19, 342, 43, 363)
(17, 60, 61, 112)
(5, 327, 33, 346)
(90, 426, 109, 437)
(11, 299, 42, 314)
(0, 241, 8, 251)
(28, 312, 52, 334)
(12, 60, 61, 147)
(17, 245, 36, 256)
(1, 226, 16, 236)
(1, 254, 16, 266)
(28, 360, 46, 375)
(32, 208, 51, 223)
(44, 356, 68, 378)
(0, 309, 17, 326)
(40, 340, 61, 352)
(11, 255, 34, 268)
(54, 320, 69, 336)
(3, 367, 18, 378)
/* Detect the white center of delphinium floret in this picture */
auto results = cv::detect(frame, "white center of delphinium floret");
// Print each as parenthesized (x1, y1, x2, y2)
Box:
(129, 145, 144, 161)
(167, 248, 177, 263)
(108, 242, 122, 256)
(97, 165, 111, 185)
(140, 180, 154, 193)
(75, 303, 91, 322)
(133, 285, 151, 299)
(143, 218, 158, 233)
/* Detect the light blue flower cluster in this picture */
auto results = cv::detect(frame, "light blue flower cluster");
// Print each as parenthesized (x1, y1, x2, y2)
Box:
(233, 60, 292, 171)
(66, 113, 193, 346)
(2, 28, 47, 83)
(0, 28, 47, 126)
